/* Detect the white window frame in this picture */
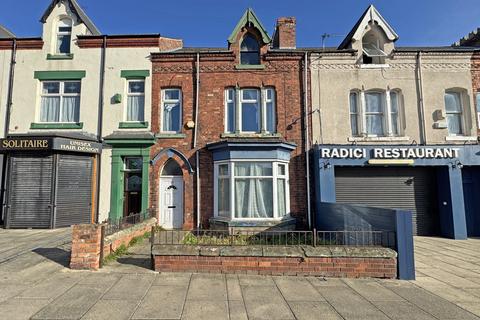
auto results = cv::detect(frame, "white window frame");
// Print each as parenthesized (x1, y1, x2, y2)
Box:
(351, 89, 402, 138)
(160, 88, 182, 133)
(225, 87, 276, 134)
(349, 91, 360, 136)
(476, 92, 480, 130)
(444, 90, 467, 137)
(125, 79, 145, 122)
(39, 80, 81, 123)
(224, 88, 235, 133)
(213, 160, 290, 221)
(56, 18, 72, 55)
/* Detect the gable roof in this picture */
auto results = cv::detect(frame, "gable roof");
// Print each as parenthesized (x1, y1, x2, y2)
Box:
(227, 8, 271, 44)
(40, 0, 100, 35)
(0, 24, 15, 38)
(338, 5, 398, 50)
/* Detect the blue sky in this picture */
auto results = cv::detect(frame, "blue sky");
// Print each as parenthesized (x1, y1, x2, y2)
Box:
(1, 0, 479, 48)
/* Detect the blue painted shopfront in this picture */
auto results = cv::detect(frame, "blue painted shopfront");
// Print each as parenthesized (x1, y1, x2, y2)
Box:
(313, 145, 480, 240)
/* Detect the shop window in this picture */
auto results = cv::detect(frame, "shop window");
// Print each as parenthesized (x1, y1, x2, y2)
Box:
(362, 30, 386, 65)
(349, 89, 402, 137)
(444, 91, 464, 135)
(56, 18, 72, 54)
(224, 87, 276, 134)
(240, 34, 260, 65)
(126, 80, 145, 122)
(40, 81, 81, 123)
(214, 161, 289, 219)
(161, 88, 182, 133)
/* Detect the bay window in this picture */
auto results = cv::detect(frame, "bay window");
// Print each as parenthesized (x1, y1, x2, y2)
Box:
(40, 81, 80, 123)
(349, 89, 402, 137)
(224, 87, 276, 134)
(161, 89, 182, 133)
(126, 80, 145, 122)
(214, 161, 289, 219)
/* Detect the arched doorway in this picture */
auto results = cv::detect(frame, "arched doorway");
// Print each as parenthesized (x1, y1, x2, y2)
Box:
(159, 159, 184, 229)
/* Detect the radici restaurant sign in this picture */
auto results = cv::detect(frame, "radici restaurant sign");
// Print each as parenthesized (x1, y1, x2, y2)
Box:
(319, 146, 460, 160)
(0, 137, 102, 154)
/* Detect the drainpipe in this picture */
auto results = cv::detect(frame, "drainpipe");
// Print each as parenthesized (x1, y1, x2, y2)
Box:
(194, 53, 201, 229)
(1, 38, 16, 224)
(94, 35, 107, 222)
(303, 52, 312, 229)
(416, 51, 427, 145)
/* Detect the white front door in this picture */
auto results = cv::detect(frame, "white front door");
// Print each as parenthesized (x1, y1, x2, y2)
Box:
(159, 176, 184, 229)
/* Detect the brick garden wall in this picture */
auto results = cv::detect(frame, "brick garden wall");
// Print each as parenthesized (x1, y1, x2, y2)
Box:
(153, 255, 397, 279)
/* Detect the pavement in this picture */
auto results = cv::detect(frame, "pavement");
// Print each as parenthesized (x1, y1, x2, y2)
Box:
(0, 228, 479, 320)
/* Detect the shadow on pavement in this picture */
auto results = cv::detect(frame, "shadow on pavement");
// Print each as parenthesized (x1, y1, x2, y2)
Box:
(115, 255, 153, 270)
(33, 247, 70, 267)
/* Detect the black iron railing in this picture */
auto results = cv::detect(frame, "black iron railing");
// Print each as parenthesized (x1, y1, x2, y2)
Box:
(152, 229, 396, 248)
(104, 210, 153, 237)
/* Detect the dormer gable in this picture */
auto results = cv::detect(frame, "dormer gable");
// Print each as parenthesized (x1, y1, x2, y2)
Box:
(0, 25, 15, 39)
(41, 0, 100, 36)
(338, 5, 398, 64)
(228, 8, 272, 66)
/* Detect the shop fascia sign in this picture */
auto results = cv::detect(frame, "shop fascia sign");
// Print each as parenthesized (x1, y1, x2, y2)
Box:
(320, 147, 460, 160)
(0, 137, 101, 154)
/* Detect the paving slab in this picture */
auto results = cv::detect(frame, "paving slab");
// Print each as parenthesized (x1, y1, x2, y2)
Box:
(181, 300, 229, 320)
(344, 279, 403, 302)
(18, 272, 84, 300)
(239, 274, 276, 286)
(0, 284, 30, 302)
(274, 277, 324, 301)
(242, 285, 295, 320)
(102, 274, 154, 300)
(226, 274, 243, 301)
(288, 301, 343, 320)
(228, 300, 248, 320)
(31, 285, 106, 320)
(187, 273, 227, 301)
(154, 272, 192, 286)
(81, 299, 139, 320)
(131, 285, 187, 320)
(372, 301, 438, 320)
(0, 298, 51, 320)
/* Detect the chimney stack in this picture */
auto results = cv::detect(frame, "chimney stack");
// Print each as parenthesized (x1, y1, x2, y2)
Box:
(273, 17, 296, 49)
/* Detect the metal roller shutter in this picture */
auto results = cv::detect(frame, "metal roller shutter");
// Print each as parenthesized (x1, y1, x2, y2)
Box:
(335, 167, 439, 236)
(54, 154, 93, 228)
(7, 154, 53, 228)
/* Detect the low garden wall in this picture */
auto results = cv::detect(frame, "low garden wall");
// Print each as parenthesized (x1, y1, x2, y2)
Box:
(70, 218, 156, 270)
(152, 245, 397, 279)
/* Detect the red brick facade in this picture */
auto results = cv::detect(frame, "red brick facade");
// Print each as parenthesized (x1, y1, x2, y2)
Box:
(149, 20, 308, 229)
(153, 255, 397, 279)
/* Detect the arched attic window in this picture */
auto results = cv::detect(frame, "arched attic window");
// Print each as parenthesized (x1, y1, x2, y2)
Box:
(362, 28, 387, 64)
(240, 34, 260, 65)
(56, 18, 72, 54)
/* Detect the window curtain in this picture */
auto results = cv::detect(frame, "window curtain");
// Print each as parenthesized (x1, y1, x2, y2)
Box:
(163, 103, 179, 132)
(277, 179, 286, 216)
(127, 96, 145, 122)
(61, 96, 80, 122)
(234, 163, 273, 218)
(40, 97, 60, 122)
(218, 178, 230, 217)
(390, 92, 399, 135)
(266, 101, 275, 132)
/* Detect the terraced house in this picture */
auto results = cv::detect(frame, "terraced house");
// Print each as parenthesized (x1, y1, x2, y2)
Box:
(0, 0, 182, 228)
(312, 5, 480, 239)
(149, 9, 310, 231)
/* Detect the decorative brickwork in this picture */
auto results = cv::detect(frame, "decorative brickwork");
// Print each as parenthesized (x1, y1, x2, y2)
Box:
(70, 224, 103, 270)
(153, 255, 397, 279)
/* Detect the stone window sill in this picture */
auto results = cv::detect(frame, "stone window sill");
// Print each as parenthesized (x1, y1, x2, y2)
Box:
(347, 136, 410, 142)
(119, 121, 149, 129)
(47, 53, 74, 60)
(359, 64, 389, 69)
(30, 122, 83, 129)
(235, 64, 266, 70)
(445, 136, 477, 142)
(155, 133, 186, 139)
